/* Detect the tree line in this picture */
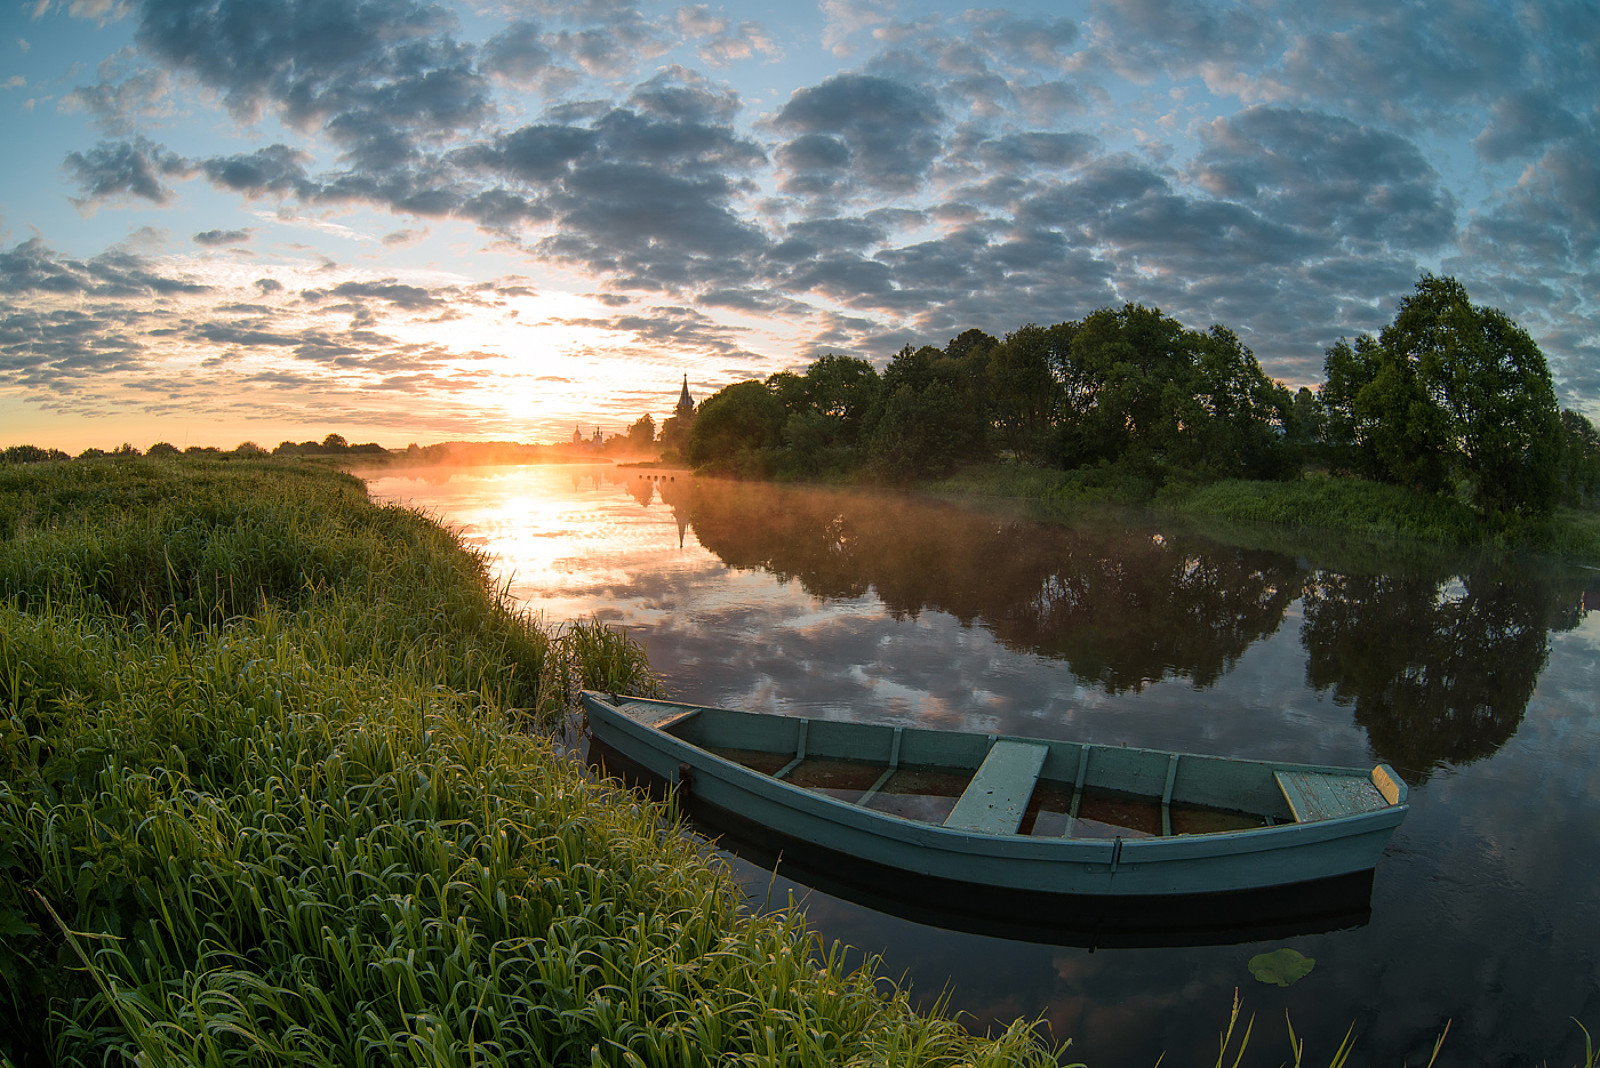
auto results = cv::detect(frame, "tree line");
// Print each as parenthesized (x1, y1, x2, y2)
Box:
(677, 276, 1600, 518)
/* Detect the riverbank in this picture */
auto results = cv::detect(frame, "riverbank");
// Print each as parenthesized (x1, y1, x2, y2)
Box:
(924, 463, 1600, 565)
(0, 457, 1056, 1066)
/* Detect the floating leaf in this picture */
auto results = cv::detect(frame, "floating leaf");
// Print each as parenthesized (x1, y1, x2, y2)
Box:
(1249, 947, 1315, 987)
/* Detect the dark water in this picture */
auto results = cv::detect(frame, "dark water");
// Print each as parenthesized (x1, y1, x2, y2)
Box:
(364, 464, 1600, 1067)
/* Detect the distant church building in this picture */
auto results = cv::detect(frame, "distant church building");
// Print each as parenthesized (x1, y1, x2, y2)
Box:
(675, 375, 695, 418)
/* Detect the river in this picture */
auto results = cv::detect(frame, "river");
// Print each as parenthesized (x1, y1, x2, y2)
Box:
(362, 462, 1600, 1067)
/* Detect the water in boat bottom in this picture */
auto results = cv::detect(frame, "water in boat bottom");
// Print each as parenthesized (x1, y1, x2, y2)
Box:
(703, 747, 1270, 838)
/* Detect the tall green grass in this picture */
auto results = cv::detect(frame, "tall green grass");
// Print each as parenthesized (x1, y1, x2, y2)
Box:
(0, 457, 1060, 1067)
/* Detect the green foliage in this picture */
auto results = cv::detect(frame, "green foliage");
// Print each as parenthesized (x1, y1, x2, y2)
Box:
(626, 412, 655, 449)
(1319, 275, 1563, 516)
(987, 323, 1065, 462)
(868, 378, 974, 481)
(865, 344, 992, 480)
(674, 275, 1591, 548)
(1558, 410, 1600, 507)
(685, 380, 786, 473)
(558, 617, 665, 706)
(0, 457, 1060, 1068)
(765, 355, 884, 479)
(1, 445, 72, 465)
(1185, 326, 1297, 480)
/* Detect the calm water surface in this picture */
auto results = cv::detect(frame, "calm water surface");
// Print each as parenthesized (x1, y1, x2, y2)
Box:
(364, 463, 1600, 1067)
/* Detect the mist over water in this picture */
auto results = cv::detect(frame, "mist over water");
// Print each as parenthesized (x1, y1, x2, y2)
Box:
(364, 463, 1600, 1066)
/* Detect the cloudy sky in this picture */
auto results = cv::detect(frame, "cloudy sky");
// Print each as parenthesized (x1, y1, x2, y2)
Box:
(2, 0, 1596, 452)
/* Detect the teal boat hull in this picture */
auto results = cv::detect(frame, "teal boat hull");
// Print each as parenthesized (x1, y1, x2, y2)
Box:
(581, 692, 1409, 898)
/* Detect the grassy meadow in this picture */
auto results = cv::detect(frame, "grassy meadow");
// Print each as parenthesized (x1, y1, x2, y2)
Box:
(0, 457, 1058, 1067)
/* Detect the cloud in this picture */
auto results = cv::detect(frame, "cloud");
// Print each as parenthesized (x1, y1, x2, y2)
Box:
(479, 19, 565, 90)
(16, 0, 1600, 436)
(1459, 125, 1600, 275)
(194, 228, 252, 246)
(301, 278, 452, 311)
(819, 0, 897, 57)
(532, 0, 674, 79)
(194, 320, 302, 347)
(133, 0, 487, 137)
(0, 307, 140, 374)
(773, 73, 945, 194)
(966, 130, 1099, 172)
(199, 145, 315, 198)
(0, 236, 209, 297)
(1248, 3, 1583, 134)
(962, 9, 1079, 67)
(382, 227, 428, 247)
(64, 137, 191, 205)
(677, 5, 780, 67)
(1473, 91, 1585, 163)
(1082, 0, 1282, 83)
(1192, 106, 1457, 251)
(62, 52, 173, 135)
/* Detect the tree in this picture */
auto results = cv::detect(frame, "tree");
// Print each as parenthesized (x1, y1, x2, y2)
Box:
(148, 441, 180, 457)
(626, 413, 655, 451)
(686, 380, 785, 471)
(765, 355, 884, 477)
(987, 324, 1064, 462)
(1557, 409, 1600, 507)
(322, 433, 349, 451)
(1283, 387, 1325, 466)
(867, 378, 972, 481)
(1185, 326, 1295, 479)
(1053, 304, 1196, 469)
(2, 445, 69, 464)
(797, 354, 881, 446)
(1320, 275, 1562, 515)
(766, 370, 809, 417)
(871, 343, 991, 472)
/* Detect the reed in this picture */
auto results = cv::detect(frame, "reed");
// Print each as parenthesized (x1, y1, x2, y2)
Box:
(0, 456, 1060, 1068)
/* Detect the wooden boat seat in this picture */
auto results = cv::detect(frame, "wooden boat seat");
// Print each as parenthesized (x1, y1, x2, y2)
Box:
(610, 698, 700, 731)
(1275, 769, 1387, 822)
(943, 740, 1049, 835)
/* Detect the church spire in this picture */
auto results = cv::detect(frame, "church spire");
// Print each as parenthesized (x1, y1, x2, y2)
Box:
(675, 374, 694, 416)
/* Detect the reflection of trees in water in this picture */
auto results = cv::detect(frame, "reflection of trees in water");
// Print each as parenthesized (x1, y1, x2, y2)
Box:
(671, 480, 1302, 694)
(647, 477, 1594, 772)
(1300, 566, 1587, 780)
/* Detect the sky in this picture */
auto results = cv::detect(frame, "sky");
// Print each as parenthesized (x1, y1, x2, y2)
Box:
(1, 0, 1597, 453)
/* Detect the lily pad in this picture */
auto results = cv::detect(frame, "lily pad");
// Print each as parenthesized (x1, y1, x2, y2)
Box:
(1249, 947, 1315, 987)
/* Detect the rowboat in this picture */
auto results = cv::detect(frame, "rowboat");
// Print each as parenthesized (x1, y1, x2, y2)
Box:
(580, 691, 1408, 899)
